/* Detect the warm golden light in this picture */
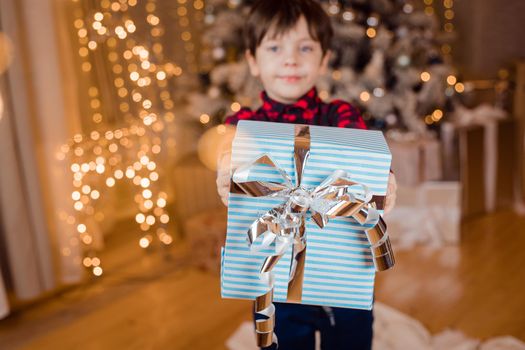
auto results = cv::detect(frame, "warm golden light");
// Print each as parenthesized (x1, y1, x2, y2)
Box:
(432, 109, 443, 121)
(146, 215, 155, 225)
(455, 82, 465, 93)
(145, 2, 156, 12)
(156, 71, 166, 80)
(161, 235, 173, 245)
(146, 162, 156, 171)
(181, 31, 192, 41)
(130, 71, 140, 81)
(106, 177, 116, 187)
(81, 62, 92, 72)
(81, 185, 91, 194)
(74, 19, 84, 29)
(139, 237, 150, 248)
(93, 266, 103, 276)
(79, 47, 88, 57)
(114, 78, 124, 88)
(82, 235, 93, 244)
(421, 71, 431, 82)
(136, 213, 145, 224)
(160, 214, 169, 224)
(142, 99, 152, 109)
(113, 169, 123, 179)
(140, 178, 150, 188)
(78, 28, 87, 38)
(359, 91, 370, 102)
(200, 114, 210, 124)
(71, 163, 80, 172)
(231, 102, 241, 112)
(447, 75, 457, 85)
(194, 0, 204, 10)
(144, 200, 154, 210)
(152, 145, 161, 154)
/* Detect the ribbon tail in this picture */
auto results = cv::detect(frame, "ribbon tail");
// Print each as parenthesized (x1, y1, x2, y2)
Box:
(255, 290, 277, 348)
(286, 217, 307, 303)
(366, 215, 395, 271)
(355, 206, 395, 271)
(255, 256, 283, 348)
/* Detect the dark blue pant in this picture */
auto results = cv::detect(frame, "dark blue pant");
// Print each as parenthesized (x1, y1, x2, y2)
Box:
(259, 302, 373, 350)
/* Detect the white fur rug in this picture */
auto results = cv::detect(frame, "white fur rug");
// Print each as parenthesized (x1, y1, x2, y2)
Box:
(226, 302, 525, 350)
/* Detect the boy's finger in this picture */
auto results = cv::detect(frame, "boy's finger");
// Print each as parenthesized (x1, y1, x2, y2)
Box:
(216, 174, 230, 187)
(218, 187, 229, 206)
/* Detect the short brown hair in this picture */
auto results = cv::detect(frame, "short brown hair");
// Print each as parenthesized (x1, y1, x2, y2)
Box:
(244, 0, 333, 56)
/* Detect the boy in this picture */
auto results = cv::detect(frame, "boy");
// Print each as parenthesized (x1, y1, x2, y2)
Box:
(216, 1, 397, 349)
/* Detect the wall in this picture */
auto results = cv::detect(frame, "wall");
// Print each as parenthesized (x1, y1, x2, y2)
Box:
(453, 0, 525, 80)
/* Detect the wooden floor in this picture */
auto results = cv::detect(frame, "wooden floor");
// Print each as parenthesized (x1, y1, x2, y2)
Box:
(376, 210, 525, 341)
(0, 210, 524, 349)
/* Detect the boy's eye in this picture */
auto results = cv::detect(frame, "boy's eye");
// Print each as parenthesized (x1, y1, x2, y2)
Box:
(300, 46, 314, 52)
(267, 45, 279, 52)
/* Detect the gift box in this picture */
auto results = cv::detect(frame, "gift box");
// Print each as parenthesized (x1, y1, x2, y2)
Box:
(220, 120, 394, 346)
(386, 133, 442, 187)
(386, 181, 461, 250)
(441, 108, 516, 217)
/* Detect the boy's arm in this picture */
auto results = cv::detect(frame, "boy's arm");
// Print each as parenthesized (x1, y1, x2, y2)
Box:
(217, 107, 253, 206)
(216, 126, 236, 206)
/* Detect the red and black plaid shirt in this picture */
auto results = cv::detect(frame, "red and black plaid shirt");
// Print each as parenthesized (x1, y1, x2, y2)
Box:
(224, 87, 367, 130)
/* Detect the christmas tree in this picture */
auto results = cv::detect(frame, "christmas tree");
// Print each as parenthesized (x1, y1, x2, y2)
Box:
(192, 0, 463, 134)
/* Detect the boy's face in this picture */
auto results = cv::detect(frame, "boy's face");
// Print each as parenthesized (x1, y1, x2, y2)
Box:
(246, 16, 330, 104)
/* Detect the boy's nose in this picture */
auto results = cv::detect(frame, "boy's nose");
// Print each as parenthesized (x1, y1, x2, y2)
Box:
(284, 57, 298, 67)
(284, 50, 299, 66)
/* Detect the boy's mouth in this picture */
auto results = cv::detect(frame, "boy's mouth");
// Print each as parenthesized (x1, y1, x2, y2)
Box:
(278, 75, 302, 83)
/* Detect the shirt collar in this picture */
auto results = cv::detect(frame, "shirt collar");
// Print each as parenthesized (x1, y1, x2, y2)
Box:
(260, 87, 322, 115)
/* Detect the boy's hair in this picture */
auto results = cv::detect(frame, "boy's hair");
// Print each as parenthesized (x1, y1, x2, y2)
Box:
(244, 0, 333, 56)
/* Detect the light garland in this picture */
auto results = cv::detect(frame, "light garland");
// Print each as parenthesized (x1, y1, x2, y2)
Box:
(60, 0, 204, 276)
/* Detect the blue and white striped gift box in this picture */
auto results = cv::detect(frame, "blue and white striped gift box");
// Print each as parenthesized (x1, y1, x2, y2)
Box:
(221, 120, 391, 310)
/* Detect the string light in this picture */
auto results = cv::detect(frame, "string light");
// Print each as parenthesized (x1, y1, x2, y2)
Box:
(454, 82, 465, 93)
(200, 113, 210, 124)
(359, 91, 370, 102)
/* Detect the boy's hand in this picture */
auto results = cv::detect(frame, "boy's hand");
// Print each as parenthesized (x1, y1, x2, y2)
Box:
(216, 125, 236, 207)
(384, 172, 397, 215)
(216, 150, 231, 206)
